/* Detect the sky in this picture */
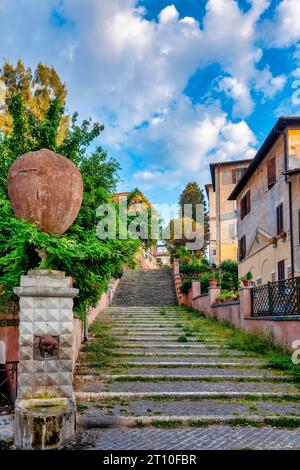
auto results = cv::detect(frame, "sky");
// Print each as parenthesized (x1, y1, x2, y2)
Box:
(0, 0, 300, 207)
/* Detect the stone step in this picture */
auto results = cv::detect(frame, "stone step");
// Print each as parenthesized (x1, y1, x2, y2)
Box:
(109, 336, 204, 342)
(113, 350, 246, 357)
(76, 367, 285, 378)
(76, 390, 300, 401)
(79, 410, 300, 429)
(77, 380, 299, 394)
(76, 373, 293, 382)
(113, 343, 225, 349)
(81, 359, 265, 368)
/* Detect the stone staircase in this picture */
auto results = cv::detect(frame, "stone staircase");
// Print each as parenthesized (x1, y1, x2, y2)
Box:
(72, 305, 300, 450)
(111, 269, 177, 306)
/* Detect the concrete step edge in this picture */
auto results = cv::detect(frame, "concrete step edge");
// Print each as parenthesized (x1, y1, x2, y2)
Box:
(77, 414, 300, 429)
(76, 391, 300, 401)
(75, 374, 293, 382)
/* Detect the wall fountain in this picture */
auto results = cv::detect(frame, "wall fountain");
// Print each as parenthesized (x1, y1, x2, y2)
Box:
(7, 149, 83, 449)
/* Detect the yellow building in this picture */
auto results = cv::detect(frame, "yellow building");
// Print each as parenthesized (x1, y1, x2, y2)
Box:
(229, 117, 300, 285)
(112, 191, 158, 269)
(206, 160, 251, 265)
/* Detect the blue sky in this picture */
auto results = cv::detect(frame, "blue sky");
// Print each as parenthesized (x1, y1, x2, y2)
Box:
(1, 0, 300, 207)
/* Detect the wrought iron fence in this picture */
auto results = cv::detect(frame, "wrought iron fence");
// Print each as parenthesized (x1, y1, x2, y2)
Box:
(252, 277, 300, 317)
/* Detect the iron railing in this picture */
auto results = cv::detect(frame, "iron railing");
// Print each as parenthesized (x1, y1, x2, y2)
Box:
(252, 277, 300, 317)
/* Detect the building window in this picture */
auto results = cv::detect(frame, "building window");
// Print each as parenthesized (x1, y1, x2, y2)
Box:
(232, 168, 246, 185)
(241, 190, 251, 219)
(267, 157, 276, 188)
(239, 235, 246, 261)
(278, 260, 285, 281)
(276, 203, 284, 235)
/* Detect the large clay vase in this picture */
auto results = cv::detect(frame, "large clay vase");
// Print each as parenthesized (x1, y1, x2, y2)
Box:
(7, 149, 83, 234)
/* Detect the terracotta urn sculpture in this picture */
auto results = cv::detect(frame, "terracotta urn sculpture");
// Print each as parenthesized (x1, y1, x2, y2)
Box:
(7, 149, 83, 234)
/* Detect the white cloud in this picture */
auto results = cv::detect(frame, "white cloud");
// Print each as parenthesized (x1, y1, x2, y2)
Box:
(219, 77, 254, 118)
(292, 68, 300, 78)
(262, 0, 300, 47)
(128, 97, 256, 190)
(0, 0, 288, 196)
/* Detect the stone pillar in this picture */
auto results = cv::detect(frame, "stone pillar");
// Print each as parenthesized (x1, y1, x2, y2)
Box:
(239, 286, 253, 327)
(208, 286, 221, 317)
(192, 281, 201, 299)
(13, 270, 79, 449)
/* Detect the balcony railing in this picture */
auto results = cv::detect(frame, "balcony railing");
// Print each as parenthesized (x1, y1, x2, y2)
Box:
(252, 277, 300, 317)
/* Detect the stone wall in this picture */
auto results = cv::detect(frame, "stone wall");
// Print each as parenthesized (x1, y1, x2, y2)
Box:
(0, 315, 19, 401)
(173, 262, 300, 351)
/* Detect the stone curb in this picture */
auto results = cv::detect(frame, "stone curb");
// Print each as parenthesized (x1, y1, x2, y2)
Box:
(75, 391, 300, 401)
(77, 414, 300, 430)
(76, 374, 294, 382)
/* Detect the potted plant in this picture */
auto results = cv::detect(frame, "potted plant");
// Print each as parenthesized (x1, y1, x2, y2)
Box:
(208, 271, 218, 288)
(240, 271, 253, 287)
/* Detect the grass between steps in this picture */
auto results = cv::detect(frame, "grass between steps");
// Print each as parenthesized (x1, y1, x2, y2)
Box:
(172, 307, 300, 383)
(80, 319, 123, 371)
(139, 416, 300, 429)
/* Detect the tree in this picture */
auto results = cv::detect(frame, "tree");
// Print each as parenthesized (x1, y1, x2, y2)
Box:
(179, 182, 207, 222)
(0, 93, 139, 317)
(0, 60, 68, 141)
(172, 182, 209, 256)
(163, 216, 202, 260)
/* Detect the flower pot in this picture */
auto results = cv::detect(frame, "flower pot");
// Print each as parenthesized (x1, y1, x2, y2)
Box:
(7, 149, 83, 234)
(209, 278, 218, 287)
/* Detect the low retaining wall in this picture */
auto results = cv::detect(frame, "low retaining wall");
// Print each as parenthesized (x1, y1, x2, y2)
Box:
(212, 302, 241, 328)
(173, 262, 300, 351)
(243, 316, 300, 349)
(71, 278, 120, 369)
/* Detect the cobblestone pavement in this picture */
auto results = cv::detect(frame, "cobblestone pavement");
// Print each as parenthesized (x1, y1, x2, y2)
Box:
(74, 305, 300, 450)
(66, 426, 300, 450)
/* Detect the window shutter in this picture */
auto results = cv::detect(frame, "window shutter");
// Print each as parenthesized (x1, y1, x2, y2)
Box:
(277, 203, 284, 234)
(246, 190, 251, 214)
(267, 157, 276, 187)
(232, 170, 237, 184)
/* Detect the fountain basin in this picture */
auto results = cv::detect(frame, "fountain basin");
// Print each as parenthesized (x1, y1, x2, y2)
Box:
(14, 398, 76, 449)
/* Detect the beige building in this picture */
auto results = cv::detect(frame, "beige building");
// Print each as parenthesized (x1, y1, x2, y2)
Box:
(229, 117, 300, 284)
(206, 160, 251, 265)
(156, 244, 170, 266)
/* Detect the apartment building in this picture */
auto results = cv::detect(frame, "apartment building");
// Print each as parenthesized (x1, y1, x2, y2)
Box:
(206, 159, 252, 265)
(229, 117, 300, 284)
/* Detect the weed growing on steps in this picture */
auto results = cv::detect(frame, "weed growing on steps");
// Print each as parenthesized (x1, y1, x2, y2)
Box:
(176, 307, 300, 382)
(177, 335, 188, 342)
(81, 319, 122, 370)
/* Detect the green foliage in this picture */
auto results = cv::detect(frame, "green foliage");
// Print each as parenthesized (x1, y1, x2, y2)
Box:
(179, 258, 238, 295)
(215, 290, 239, 303)
(240, 271, 253, 281)
(179, 279, 192, 294)
(0, 93, 140, 317)
(0, 59, 68, 140)
(125, 187, 158, 249)
(178, 181, 208, 224)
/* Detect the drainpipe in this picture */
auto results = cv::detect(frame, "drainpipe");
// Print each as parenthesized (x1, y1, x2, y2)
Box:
(216, 164, 221, 265)
(284, 132, 295, 278)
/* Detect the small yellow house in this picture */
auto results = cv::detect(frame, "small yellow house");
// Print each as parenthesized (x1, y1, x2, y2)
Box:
(206, 159, 252, 265)
(229, 117, 300, 285)
(113, 191, 158, 269)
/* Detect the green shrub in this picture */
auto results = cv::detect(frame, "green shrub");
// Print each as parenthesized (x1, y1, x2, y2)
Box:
(179, 279, 192, 294)
(215, 290, 239, 303)
(0, 95, 140, 317)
